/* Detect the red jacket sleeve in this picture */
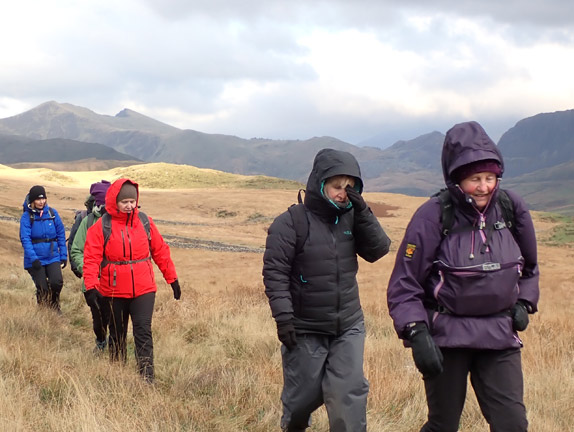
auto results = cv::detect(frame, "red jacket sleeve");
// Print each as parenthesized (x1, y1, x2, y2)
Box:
(148, 216, 178, 284)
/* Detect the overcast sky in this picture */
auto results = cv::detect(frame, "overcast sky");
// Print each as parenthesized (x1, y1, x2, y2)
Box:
(1, 1, 573, 147)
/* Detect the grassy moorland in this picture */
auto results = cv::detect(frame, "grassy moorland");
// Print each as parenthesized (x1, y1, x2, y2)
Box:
(0, 163, 571, 431)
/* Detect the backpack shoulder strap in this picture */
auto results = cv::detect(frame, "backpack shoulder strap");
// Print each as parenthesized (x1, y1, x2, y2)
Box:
(287, 203, 309, 256)
(496, 189, 517, 237)
(29, 207, 56, 227)
(86, 212, 96, 229)
(432, 188, 454, 236)
(138, 212, 152, 242)
(101, 213, 112, 251)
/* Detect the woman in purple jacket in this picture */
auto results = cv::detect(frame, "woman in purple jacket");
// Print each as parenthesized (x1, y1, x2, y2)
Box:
(387, 121, 539, 432)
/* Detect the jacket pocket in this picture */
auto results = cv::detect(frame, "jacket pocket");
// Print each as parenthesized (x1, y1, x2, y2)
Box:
(434, 261, 521, 316)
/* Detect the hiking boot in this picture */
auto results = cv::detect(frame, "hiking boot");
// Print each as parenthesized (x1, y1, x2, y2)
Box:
(93, 338, 107, 356)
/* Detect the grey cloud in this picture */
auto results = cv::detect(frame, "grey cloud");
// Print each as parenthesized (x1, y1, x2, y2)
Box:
(140, 0, 574, 29)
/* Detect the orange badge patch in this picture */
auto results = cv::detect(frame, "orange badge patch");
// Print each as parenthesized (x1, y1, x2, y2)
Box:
(405, 243, 417, 258)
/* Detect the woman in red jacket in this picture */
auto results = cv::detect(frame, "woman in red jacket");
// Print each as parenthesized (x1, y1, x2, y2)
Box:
(83, 178, 181, 383)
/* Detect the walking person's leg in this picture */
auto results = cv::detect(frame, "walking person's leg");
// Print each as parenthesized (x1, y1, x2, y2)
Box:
(420, 348, 472, 432)
(281, 333, 329, 431)
(322, 320, 369, 432)
(471, 348, 528, 432)
(44, 262, 63, 312)
(85, 291, 110, 352)
(27, 265, 50, 306)
(130, 292, 156, 382)
(108, 297, 130, 363)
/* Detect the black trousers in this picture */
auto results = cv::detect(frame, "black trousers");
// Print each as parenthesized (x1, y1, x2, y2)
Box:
(84, 291, 111, 343)
(27, 261, 63, 309)
(106, 292, 155, 381)
(421, 348, 527, 432)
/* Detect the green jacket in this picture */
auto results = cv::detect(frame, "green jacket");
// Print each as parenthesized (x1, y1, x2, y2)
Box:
(70, 207, 104, 292)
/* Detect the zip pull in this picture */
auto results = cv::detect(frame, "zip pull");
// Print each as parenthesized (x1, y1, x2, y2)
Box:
(479, 214, 486, 230)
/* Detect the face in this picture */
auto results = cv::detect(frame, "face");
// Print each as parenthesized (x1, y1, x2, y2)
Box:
(459, 171, 498, 210)
(323, 175, 355, 205)
(32, 198, 46, 210)
(117, 198, 137, 213)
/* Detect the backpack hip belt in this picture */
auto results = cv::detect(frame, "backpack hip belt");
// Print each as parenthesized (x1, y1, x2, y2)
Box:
(101, 256, 151, 267)
(32, 238, 57, 244)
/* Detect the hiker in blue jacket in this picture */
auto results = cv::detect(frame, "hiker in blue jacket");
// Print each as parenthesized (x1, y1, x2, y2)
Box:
(263, 148, 391, 432)
(387, 121, 539, 431)
(19, 185, 67, 312)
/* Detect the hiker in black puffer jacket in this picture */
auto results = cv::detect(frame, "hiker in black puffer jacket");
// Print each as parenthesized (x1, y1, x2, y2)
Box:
(263, 148, 391, 432)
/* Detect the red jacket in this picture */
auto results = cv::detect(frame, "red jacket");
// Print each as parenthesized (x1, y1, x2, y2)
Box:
(83, 178, 177, 298)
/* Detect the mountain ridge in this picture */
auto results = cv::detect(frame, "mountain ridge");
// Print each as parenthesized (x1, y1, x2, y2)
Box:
(0, 101, 573, 213)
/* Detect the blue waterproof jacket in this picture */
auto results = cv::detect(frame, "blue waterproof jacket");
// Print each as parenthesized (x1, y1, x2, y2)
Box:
(20, 199, 67, 269)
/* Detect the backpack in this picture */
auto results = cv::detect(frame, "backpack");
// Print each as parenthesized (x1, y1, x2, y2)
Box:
(287, 189, 309, 256)
(67, 209, 89, 247)
(434, 188, 516, 238)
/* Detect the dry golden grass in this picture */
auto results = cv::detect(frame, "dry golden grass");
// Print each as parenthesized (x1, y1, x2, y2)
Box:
(0, 163, 571, 431)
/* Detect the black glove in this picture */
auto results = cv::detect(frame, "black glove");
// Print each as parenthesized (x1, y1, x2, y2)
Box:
(61, 260, 67, 269)
(345, 186, 367, 212)
(277, 321, 297, 351)
(32, 259, 42, 270)
(71, 266, 83, 279)
(171, 280, 181, 300)
(84, 289, 102, 309)
(406, 322, 444, 379)
(511, 301, 530, 332)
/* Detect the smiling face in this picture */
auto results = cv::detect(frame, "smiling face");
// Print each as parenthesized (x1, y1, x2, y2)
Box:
(459, 171, 498, 210)
(323, 175, 355, 205)
(32, 198, 47, 210)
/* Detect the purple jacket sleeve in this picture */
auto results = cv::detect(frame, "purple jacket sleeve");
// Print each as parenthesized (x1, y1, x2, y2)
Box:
(505, 189, 540, 312)
(387, 199, 443, 338)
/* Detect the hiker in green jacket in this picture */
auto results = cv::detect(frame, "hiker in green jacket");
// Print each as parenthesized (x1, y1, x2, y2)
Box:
(70, 180, 111, 354)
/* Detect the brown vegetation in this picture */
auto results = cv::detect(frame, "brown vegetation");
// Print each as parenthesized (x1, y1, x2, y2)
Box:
(0, 164, 570, 431)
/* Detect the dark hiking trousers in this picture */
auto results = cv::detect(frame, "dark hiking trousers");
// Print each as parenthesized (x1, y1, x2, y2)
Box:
(107, 292, 155, 381)
(421, 348, 527, 432)
(84, 291, 111, 344)
(280, 320, 368, 432)
(27, 261, 63, 310)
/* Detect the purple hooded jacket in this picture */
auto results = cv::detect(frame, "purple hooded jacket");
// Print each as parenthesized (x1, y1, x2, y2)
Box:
(387, 121, 539, 350)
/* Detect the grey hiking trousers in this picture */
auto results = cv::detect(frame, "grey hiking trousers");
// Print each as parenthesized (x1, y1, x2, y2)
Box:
(280, 319, 368, 432)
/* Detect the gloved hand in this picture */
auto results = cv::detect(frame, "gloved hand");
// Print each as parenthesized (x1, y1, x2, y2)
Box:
(32, 259, 42, 270)
(277, 321, 297, 351)
(61, 260, 67, 269)
(406, 322, 443, 379)
(345, 186, 367, 212)
(71, 267, 83, 279)
(511, 300, 530, 332)
(171, 280, 181, 300)
(84, 288, 102, 309)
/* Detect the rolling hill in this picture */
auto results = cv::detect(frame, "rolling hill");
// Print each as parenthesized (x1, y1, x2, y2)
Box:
(1, 102, 574, 213)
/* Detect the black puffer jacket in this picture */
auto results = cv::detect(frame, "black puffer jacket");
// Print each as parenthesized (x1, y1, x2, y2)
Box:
(263, 148, 391, 336)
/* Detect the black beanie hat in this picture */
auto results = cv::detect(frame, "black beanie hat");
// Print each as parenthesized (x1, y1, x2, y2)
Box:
(116, 182, 137, 203)
(29, 185, 47, 202)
